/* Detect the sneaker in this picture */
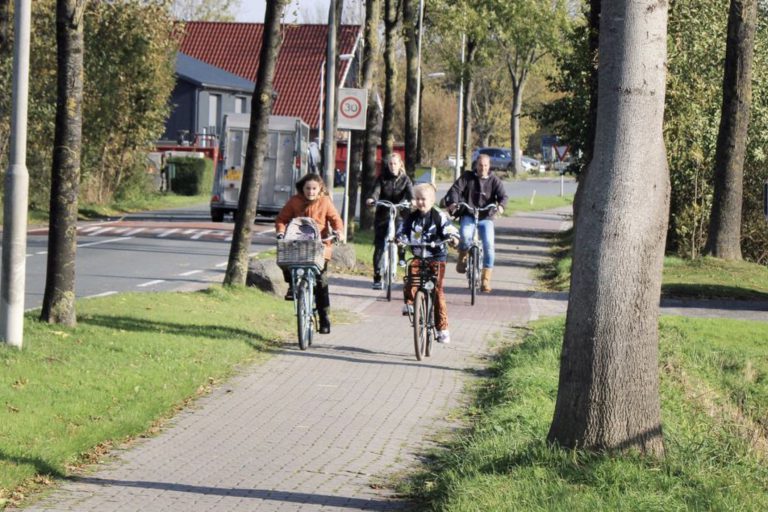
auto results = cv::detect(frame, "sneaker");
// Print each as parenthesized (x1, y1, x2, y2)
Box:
(398, 260, 407, 268)
(372, 280, 383, 290)
(402, 304, 413, 316)
(437, 330, 451, 344)
(284, 288, 294, 301)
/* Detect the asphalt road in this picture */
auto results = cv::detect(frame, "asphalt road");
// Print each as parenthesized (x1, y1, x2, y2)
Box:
(4, 176, 577, 311)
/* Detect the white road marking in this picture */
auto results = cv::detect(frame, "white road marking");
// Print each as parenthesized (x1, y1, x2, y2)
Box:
(157, 228, 180, 238)
(123, 228, 145, 236)
(80, 226, 102, 234)
(215, 261, 228, 268)
(78, 236, 133, 248)
(89, 227, 114, 236)
(190, 230, 211, 240)
(137, 279, 165, 288)
(179, 270, 203, 277)
(112, 227, 129, 234)
(36, 251, 47, 255)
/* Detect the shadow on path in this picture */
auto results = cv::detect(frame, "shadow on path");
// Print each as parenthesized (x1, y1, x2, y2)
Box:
(69, 477, 405, 511)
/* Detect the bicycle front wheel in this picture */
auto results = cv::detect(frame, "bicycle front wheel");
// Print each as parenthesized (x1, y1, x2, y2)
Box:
(386, 242, 397, 301)
(413, 290, 429, 360)
(296, 280, 313, 350)
(468, 247, 479, 305)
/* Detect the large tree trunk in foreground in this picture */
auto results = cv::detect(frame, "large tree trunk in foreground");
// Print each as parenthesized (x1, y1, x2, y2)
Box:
(705, 0, 757, 260)
(380, 0, 398, 165)
(41, 0, 86, 326)
(548, 0, 669, 457)
(224, 0, 288, 286)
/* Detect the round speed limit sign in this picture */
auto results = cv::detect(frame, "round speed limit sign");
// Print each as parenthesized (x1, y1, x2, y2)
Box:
(337, 88, 368, 130)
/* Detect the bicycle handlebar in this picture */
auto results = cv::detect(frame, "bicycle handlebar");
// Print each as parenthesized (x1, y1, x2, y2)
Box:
(398, 239, 453, 248)
(374, 199, 412, 210)
(455, 202, 498, 215)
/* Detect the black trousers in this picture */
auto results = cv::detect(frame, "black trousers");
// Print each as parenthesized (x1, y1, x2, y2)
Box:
(283, 261, 330, 312)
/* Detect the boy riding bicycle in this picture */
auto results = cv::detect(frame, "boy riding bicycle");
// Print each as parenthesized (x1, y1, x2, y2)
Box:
(397, 183, 459, 344)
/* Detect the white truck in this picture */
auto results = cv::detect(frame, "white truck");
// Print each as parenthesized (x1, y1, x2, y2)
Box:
(210, 114, 311, 221)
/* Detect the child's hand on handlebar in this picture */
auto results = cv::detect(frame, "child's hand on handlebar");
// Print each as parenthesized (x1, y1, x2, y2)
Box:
(449, 236, 460, 248)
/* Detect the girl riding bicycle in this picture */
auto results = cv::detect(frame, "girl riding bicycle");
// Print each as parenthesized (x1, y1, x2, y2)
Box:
(365, 152, 413, 290)
(397, 183, 459, 344)
(276, 173, 345, 334)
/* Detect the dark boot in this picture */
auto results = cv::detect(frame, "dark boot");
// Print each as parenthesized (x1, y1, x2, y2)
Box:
(284, 286, 294, 301)
(318, 308, 331, 334)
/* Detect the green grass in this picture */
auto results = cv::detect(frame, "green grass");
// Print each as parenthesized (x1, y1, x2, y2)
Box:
(405, 317, 768, 511)
(0, 287, 293, 506)
(662, 256, 768, 300)
(539, 229, 768, 301)
(502, 194, 574, 215)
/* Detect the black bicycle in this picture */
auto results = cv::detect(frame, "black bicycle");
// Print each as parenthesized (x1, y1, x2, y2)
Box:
(373, 199, 411, 301)
(402, 240, 450, 361)
(456, 202, 497, 305)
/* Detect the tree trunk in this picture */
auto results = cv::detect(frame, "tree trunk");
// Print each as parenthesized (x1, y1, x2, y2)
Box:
(573, 0, 601, 225)
(223, 0, 288, 286)
(380, 0, 398, 165)
(461, 39, 477, 173)
(705, 0, 757, 261)
(547, 0, 669, 457)
(509, 83, 524, 177)
(359, 0, 382, 231)
(40, 0, 86, 326)
(403, 0, 418, 178)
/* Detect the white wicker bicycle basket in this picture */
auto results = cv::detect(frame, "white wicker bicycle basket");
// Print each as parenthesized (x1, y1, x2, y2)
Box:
(277, 217, 325, 269)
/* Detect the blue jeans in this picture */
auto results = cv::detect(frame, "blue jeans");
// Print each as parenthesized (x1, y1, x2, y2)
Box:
(459, 215, 495, 269)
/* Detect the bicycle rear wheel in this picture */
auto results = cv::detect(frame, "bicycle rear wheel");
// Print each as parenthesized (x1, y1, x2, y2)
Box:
(413, 290, 429, 361)
(296, 280, 313, 350)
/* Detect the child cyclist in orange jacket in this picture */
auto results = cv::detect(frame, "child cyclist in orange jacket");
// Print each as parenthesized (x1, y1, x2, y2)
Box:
(276, 173, 345, 334)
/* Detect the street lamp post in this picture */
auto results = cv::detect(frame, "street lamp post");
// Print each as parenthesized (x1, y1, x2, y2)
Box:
(1, 0, 32, 348)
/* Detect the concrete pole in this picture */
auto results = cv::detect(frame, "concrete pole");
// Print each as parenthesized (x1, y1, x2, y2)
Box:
(342, 131, 351, 240)
(323, 0, 338, 192)
(1, 0, 32, 348)
(454, 33, 465, 181)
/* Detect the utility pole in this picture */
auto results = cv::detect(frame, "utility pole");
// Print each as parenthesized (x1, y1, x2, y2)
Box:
(323, 0, 338, 191)
(1, 0, 32, 348)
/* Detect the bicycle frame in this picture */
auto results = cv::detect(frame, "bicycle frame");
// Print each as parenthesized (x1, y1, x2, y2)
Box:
(456, 202, 497, 305)
(375, 200, 411, 301)
(401, 239, 449, 360)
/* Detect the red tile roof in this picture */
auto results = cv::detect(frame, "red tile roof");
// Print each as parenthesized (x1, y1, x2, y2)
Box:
(179, 22, 361, 130)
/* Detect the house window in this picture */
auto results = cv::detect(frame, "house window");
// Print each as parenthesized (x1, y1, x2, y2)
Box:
(208, 93, 221, 133)
(235, 96, 246, 114)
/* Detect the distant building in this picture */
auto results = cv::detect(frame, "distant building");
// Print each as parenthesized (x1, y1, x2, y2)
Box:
(162, 21, 362, 143)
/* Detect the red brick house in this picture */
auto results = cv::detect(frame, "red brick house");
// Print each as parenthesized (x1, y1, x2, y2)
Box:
(163, 21, 363, 143)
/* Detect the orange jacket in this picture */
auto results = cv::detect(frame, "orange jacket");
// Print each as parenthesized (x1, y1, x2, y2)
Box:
(275, 194, 344, 260)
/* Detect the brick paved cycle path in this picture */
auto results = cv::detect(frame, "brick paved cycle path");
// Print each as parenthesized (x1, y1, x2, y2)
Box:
(20, 208, 767, 511)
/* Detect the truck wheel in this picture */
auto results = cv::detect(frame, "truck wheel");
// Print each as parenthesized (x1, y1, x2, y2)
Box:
(211, 209, 225, 222)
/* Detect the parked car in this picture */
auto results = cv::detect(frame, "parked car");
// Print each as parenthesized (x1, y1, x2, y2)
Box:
(471, 147, 514, 172)
(521, 155, 545, 174)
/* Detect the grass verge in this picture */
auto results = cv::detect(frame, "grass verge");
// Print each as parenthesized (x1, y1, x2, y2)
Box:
(539, 228, 768, 301)
(0, 286, 293, 507)
(403, 316, 768, 511)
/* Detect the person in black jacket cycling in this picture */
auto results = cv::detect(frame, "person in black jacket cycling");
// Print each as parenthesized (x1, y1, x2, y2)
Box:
(365, 152, 414, 289)
(444, 153, 508, 292)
